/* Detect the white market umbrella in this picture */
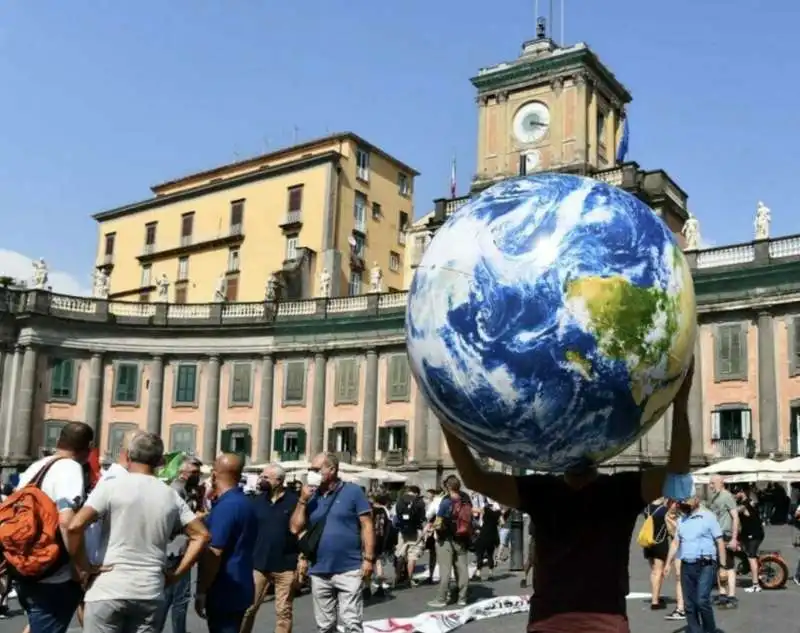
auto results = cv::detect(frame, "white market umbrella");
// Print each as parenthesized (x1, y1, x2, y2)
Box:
(694, 457, 764, 475)
(775, 457, 800, 473)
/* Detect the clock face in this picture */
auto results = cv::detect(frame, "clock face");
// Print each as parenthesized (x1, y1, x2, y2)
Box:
(513, 102, 550, 144)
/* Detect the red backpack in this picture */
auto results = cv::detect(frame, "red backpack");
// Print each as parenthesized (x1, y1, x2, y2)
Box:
(0, 458, 70, 578)
(451, 497, 473, 539)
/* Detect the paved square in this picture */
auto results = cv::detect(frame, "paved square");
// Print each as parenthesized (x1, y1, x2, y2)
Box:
(1, 524, 795, 633)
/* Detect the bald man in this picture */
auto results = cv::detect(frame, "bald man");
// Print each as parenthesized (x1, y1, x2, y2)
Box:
(196, 454, 258, 633)
(707, 475, 739, 607)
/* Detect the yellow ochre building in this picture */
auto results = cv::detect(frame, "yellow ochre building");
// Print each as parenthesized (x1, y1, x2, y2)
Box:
(93, 132, 418, 303)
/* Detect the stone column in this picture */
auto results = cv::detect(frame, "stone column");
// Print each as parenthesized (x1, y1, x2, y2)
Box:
(2, 347, 22, 458)
(413, 388, 429, 463)
(426, 409, 442, 462)
(757, 312, 779, 454)
(309, 352, 327, 456)
(146, 355, 164, 436)
(0, 347, 12, 453)
(256, 355, 275, 463)
(14, 346, 38, 458)
(687, 335, 705, 460)
(203, 356, 221, 462)
(361, 349, 379, 464)
(85, 352, 104, 439)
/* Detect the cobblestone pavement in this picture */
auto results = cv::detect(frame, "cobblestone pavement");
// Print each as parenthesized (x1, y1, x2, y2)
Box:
(0, 525, 795, 633)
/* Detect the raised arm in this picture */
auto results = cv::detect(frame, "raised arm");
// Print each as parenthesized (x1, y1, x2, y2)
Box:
(641, 359, 694, 503)
(442, 425, 522, 509)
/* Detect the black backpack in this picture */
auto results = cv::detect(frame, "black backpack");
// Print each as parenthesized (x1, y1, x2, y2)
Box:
(396, 495, 424, 532)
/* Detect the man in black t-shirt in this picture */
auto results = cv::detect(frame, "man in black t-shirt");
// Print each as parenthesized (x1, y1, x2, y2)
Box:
(735, 488, 765, 593)
(442, 362, 695, 633)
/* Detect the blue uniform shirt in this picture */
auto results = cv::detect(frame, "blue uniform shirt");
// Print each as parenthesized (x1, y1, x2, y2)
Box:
(206, 487, 258, 613)
(676, 509, 723, 562)
(307, 482, 371, 575)
(252, 490, 299, 573)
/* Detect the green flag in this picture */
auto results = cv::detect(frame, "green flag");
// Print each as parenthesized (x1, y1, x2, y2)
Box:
(157, 451, 186, 483)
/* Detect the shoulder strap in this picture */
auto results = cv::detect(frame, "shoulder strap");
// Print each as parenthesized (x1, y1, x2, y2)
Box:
(29, 457, 66, 489)
(318, 482, 345, 522)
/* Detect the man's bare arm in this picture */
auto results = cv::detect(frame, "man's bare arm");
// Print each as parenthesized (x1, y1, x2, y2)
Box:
(173, 519, 210, 578)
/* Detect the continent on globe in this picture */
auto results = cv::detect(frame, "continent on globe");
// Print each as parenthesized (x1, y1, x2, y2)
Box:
(406, 173, 696, 472)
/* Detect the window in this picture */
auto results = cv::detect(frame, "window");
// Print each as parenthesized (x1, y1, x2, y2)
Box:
(230, 200, 244, 234)
(230, 363, 252, 405)
(283, 361, 306, 404)
(348, 272, 362, 297)
(352, 233, 365, 258)
(104, 233, 116, 257)
(354, 192, 367, 233)
(398, 173, 410, 196)
(356, 148, 370, 181)
(387, 354, 410, 401)
(170, 425, 196, 453)
(43, 421, 65, 451)
(108, 423, 137, 459)
(140, 265, 152, 287)
(180, 212, 194, 246)
(177, 257, 189, 281)
(227, 248, 240, 273)
(378, 426, 407, 452)
(274, 428, 307, 458)
(174, 285, 187, 304)
(399, 211, 409, 232)
(789, 317, 800, 376)
(711, 408, 752, 441)
(174, 364, 198, 405)
(144, 223, 157, 253)
(287, 186, 303, 216)
(596, 110, 607, 150)
(389, 251, 400, 272)
(286, 236, 299, 261)
(327, 427, 356, 456)
(225, 276, 239, 302)
(113, 362, 139, 405)
(335, 358, 360, 404)
(49, 358, 75, 401)
(715, 324, 747, 381)
(220, 427, 252, 457)
(371, 202, 382, 220)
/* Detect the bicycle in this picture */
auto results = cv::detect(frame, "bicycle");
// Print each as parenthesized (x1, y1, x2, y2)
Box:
(732, 548, 789, 590)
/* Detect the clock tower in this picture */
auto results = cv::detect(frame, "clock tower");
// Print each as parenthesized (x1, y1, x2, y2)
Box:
(472, 20, 631, 185)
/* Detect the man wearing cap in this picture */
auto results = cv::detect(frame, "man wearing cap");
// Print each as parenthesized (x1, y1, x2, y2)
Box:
(664, 495, 725, 633)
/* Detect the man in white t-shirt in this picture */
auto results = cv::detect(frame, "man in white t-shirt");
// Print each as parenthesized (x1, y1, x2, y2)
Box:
(66, 432, 209, 633)
(14, 421, 94, 633)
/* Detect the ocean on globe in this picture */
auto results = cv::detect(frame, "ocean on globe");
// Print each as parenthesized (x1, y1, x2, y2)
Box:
(406, 173, 696, 472)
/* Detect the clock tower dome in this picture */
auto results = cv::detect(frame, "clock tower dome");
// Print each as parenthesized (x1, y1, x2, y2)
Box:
(471, 21, 631, 187)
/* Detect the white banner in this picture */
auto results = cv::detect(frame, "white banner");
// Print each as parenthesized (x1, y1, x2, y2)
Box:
(353, 595, 530, 633)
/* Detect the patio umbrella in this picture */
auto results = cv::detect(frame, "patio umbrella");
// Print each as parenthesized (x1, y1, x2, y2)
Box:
(693, 457, 764, 475)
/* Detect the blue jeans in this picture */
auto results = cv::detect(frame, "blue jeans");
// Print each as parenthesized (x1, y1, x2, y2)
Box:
(156, 572, 191, 633)
(16, 580, 83, 633)
(680, 562, 717, 633)
(206, 606, 246, 633)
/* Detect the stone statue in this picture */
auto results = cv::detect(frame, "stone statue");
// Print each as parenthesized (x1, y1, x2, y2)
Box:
(265, 273, 280, 301)
(92, 269, 110, 299)
(156, 273, 169, 302)
(213, 275, 226, 302)
(369, 261, 383, 293)
(755, 201, 771, 240)
(681, 213, 701, 250)
(319, 267, 331, 298)
(32, 258, 49, 290)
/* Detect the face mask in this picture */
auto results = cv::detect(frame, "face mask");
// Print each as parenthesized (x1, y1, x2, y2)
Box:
(186, 474, 200, 488)
(258, 478, 271, 492)
(306, 471, 322, 487)
(678, 503, 693, 514)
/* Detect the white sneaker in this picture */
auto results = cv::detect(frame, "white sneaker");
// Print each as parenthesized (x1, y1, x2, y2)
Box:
(744, 585, 762, 593)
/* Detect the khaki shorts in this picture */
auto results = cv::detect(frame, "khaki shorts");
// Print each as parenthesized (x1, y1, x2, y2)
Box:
(395, 530, 425, 561)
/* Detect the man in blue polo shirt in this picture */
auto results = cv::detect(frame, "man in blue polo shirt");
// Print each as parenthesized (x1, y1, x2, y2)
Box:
(664, 495, 725, 633)
(290, 452, 374, 633)
(196, 454, 258, 633)
(241, 463, 299, 633)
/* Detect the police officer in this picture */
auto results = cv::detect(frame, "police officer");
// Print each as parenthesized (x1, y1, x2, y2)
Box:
(665, 495, 726, 633)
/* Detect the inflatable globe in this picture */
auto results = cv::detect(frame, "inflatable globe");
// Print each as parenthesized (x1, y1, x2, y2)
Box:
(406, 174, 696, 471)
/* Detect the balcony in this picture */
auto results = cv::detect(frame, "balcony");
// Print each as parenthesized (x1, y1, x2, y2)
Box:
(711, 438, 752, 459)
(383, 449, 406, 467)
(279, 211, 302, 233)
(278, 451, 301, 462)
(335, 451, 354, 464)
(137, 226, 245, 262)
(397, 231, 407, 246)
(353, 217, 367, 235)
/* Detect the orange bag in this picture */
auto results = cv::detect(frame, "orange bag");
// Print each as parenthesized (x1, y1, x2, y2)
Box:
(0, 457, 68, 578)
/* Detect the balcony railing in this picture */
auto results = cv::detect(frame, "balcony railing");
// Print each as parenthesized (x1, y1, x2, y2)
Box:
(138, 227, 245, 260)
(354, 217, 367, 234)
(279, 451, 301, 462)
(281, 211, 302, 227)
(102, 254, 114, 265)
(383, 449, 406, 467)
(397, 231, 407, 245)
(711, 438, 749, 459)
(335, 451, 354, 464)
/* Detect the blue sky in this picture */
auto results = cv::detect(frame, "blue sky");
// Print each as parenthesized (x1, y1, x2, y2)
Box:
(0, 1, 797, 294)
